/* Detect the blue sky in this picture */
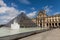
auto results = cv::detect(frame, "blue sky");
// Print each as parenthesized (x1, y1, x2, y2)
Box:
(0, 0, 60, 24)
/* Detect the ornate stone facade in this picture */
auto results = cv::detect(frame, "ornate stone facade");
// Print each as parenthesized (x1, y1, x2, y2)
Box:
(36, 10, 60, 28)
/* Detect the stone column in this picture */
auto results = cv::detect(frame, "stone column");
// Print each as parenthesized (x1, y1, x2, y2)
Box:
(57, 23, 59, 27)
(42, 23, 44, 28)
(39, 21, 40, 27)
(37, 21, 38, 26)
(48, 23, 50, 29)
(45, 23, 48, 29)
(38, 24, 40, 27)
(51, 23, 52, 28)
(54, 23, 56, 28)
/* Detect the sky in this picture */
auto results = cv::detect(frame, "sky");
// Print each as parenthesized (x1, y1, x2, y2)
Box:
(0, 0, 60, 24)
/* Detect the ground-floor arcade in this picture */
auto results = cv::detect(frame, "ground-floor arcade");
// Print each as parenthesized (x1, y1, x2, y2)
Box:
(44, 22, 60, 28)
(37, 22, 60, 28)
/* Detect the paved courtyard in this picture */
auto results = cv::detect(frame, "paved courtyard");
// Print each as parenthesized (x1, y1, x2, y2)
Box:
(19, 28, 60, 40)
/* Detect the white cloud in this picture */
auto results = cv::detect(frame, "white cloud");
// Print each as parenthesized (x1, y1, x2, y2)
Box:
(11, 3, 17, 7)
(54, 12, 60, 15)
(0, 7, 7, 13)
(0, 7, 20, 24)
(0, 7, 25, 24)
(19, 0, 31, 4)
(43, 5, 53, 15)
(31, 7, 35, 10)
(0, 7, 20, 16)
(0, 0, 7, 7)
(20, 11, 26, 13)
(0, 0, 25, 24)
(44, 6, 50, 13)
(27, 11, 37, 18)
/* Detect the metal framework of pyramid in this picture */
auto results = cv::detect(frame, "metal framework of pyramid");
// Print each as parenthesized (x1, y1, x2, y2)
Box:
(5, 12, 36, 28)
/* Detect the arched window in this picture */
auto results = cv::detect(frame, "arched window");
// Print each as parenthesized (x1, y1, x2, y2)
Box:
(47, 23, 48, 26)
(52, 23, 54, 26)
(59, 23, 60, 26)
(55, 23, 57, 26)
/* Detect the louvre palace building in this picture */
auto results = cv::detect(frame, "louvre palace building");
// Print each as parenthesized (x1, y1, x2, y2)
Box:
(36, 10, 60, 28)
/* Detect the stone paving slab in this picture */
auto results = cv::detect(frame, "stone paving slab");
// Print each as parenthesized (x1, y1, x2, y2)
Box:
(19, 28, 60, 40)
